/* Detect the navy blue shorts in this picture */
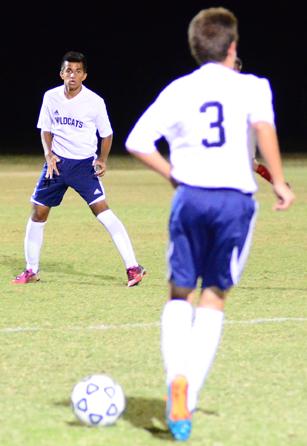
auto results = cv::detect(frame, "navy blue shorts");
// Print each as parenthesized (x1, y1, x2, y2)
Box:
(31, 154, 105, 207)
(167, 185, 257, 291)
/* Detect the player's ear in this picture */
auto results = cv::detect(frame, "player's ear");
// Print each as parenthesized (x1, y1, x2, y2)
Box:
(59, 70, 64, 80)
(82, 72, 88, 81)
(228, 41, 237, 57)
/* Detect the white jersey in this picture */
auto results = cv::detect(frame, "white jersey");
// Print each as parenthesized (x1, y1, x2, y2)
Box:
(37, 85, 113, 159)
(125, 63, 275, 193)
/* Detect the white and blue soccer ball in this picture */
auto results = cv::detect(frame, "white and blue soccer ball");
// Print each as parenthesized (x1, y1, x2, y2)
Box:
(71, 374, 126, 426)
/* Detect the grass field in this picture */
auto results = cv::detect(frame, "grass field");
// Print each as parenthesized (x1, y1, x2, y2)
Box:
(1, 154, 307, 446)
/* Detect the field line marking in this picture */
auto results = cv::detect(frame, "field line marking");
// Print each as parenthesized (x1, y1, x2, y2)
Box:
(0, 317, 307, 333)
(225, 317, 307, 325)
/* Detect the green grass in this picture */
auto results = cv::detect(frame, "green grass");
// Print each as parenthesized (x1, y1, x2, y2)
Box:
(1, 154, 307, 446)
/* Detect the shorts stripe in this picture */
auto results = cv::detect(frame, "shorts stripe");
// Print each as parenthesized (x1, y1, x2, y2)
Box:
(230, 201, 258, 284)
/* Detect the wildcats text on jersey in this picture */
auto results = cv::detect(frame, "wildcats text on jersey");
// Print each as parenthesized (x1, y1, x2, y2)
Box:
(54, 115, 84, 128)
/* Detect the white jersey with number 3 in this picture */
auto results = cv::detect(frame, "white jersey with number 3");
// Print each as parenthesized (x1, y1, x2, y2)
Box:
(125, 63, 275, 193)
(37, 85, 113, 160)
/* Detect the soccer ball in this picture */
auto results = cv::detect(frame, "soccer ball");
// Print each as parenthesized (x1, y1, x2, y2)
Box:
(71, 374, 126, 426)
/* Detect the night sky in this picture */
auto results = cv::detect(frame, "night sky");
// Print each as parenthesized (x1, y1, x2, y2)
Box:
(1, 1, 306, 154)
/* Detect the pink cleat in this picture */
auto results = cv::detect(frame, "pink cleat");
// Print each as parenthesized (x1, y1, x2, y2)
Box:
(12, 269, 40, 284)
(126, 264, 146, 287)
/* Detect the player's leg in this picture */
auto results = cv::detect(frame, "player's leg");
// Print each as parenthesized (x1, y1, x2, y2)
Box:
(162, 186, 202, 440)
(26, 204, 50, 271)
(186, 190, 257, 412)
(13, 160, 66, 284)
(12, 204, 50, 284)
(187, 286, 226, 412)
(70, 157, 145, 286)
(162, 185, 202, 385)
(90, 199, 146, 286)
(162, 284, 194, 441)
(161, 285, 194, 386)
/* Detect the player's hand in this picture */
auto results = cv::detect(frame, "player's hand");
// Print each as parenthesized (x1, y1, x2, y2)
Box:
(45, 153, 60, 179)
(94, 160, 107, 177)
(272, 182, 295, 211)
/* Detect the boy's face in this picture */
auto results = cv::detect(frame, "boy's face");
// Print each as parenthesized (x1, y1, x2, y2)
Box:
(60, 61, 87, 90)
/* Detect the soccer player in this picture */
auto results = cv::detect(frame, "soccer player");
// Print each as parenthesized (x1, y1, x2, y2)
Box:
(234, 56, 273, 184)
(125, 7, 294, 441)
(13, 51, 145, 287)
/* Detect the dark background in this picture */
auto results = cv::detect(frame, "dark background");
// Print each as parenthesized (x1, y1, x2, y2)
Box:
(1, 1, 306, 155)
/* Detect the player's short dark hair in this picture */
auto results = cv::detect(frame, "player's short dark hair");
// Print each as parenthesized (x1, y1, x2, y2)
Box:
(188, 7, 238, 66)
(61, 51, 87, 72)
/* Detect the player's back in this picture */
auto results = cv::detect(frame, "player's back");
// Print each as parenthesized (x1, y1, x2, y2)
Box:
(161, 63, 273, 192)
(126, 62, 274, 193)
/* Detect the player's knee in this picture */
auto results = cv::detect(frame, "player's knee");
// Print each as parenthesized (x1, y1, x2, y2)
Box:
(90, 200, 109, 216)
(31, 205, 49, 222)
(169, 284, 194, 300)
(199, 286, 228, 309)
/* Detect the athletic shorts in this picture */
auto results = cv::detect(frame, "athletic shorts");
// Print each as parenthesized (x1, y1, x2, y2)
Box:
(31, 154, 106, 207)
(167, 185, 257, 291)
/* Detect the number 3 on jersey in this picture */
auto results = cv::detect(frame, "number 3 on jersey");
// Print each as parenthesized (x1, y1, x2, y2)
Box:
(200, 101, 225, 148)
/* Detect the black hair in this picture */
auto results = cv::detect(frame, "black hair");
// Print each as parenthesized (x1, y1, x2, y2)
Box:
(61, 51, 87, 72)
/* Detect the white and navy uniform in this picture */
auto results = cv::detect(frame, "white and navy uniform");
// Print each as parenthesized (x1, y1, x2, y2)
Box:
(32, 85, 113, 207)
(126, 63, 275, 290)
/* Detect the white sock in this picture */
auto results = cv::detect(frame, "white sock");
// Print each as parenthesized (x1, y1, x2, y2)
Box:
(161, 299, 194, 385)
(187, 307, 224, 411)
(25, 218, 46, 273)
(96, 209, 138, 269)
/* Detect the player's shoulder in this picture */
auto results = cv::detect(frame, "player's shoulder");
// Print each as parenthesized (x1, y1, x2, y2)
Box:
(156, 71, 197, 101)
(82, 85, 104, 100)
(168, 69, 199, 89)
(232, 72, 272, 101)
(81, 85, 107, 107)
(239, 72, 271, 89)
(43, 85, 64, 98)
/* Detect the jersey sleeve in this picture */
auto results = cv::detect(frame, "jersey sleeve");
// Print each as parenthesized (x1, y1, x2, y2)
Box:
(125, 88, 174, 154)
(248, 77, 275, 125)
(95, 98, 113, 138)
(37, 93, 53, 131)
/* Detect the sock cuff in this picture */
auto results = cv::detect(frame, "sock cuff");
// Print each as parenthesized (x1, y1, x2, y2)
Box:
(167, 299, 193, 310)
(195, 307, 224, 323)
(162, 299, 194, 321)
(29, 219, 47, 227)
(96, 209, 114, 225)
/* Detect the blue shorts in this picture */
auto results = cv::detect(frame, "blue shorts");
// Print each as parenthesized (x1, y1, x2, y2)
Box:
(167, 185, 257, 291)
(31, 154, 105, 207)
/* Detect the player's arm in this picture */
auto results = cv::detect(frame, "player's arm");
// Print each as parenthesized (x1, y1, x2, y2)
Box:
(128, 150, 172, 182)
(126, 92, 176, 185)
(253, 122, 295, 210)
(41, 130, 60, 179)
(94, 134, 113, 177)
